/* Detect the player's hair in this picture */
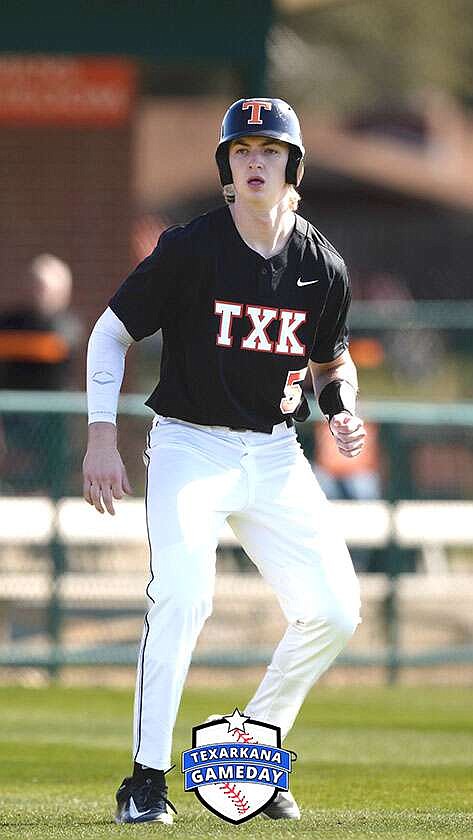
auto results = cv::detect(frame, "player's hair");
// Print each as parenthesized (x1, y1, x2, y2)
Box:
(223, 184, 301, 211)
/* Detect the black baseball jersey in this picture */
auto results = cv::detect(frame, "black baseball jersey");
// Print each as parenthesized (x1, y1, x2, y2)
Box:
(109, 205, 351, 433)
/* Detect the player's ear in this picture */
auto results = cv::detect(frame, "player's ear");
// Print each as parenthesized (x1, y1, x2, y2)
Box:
(223, 184, 236, 203)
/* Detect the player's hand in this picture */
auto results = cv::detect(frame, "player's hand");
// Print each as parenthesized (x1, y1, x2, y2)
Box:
(82, 446, 132, 515)
(329, 411, 366, 458)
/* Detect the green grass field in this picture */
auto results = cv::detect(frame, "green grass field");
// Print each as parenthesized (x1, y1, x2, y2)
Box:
(0, 683, 472, 839)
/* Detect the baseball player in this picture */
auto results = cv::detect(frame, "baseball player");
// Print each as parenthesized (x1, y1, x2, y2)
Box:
(83, 98, 365, 825)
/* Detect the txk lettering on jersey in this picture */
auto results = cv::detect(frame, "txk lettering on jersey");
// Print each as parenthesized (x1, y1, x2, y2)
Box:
(215, 300, 307, 356)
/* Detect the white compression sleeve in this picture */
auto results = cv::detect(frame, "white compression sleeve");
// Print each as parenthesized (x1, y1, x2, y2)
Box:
(87, 307, 135, 425)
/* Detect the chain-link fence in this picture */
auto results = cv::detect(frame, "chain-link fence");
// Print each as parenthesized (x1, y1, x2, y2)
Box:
(1, 390, 473, 682)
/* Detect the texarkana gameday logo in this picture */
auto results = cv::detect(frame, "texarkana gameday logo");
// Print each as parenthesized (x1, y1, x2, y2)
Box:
(181, 709, 295, 824)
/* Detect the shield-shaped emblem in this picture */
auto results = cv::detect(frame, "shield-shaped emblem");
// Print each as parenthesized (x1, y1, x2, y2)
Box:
(182, 709, 293, 824)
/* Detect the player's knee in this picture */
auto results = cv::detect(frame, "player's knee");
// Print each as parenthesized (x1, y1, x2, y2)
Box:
(298, 580, 361, 641)
(177, 592, 213, 622)
(300, 598, 360, 643)
(168, 588, 213, 622)
(147, 581, 213, 627)
(328, 578, 362, 642)
(325, 600, 361, 642)
(147, 563, 214, 614)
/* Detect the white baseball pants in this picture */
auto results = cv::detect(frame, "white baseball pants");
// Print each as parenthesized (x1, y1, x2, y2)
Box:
(133, 415, 361, 770)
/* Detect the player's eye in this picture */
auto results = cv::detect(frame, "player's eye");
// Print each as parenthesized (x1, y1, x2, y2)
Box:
(264, 147, 279, 154)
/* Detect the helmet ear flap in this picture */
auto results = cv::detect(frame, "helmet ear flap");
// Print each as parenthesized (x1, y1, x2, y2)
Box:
(285, 147, 304, 186)
(215, 142, 232, 187)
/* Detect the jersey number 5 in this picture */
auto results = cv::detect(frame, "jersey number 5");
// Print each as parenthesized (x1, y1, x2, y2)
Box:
(280, 368, 307, 414)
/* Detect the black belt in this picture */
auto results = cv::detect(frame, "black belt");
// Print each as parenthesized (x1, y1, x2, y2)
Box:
(229, 417, 294, 433)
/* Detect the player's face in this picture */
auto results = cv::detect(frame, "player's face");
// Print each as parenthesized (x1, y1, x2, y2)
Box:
(229, 136, 289, 209)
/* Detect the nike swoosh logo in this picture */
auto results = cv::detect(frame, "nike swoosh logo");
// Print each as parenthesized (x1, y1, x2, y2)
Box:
(129, 796, 152, 820)
(297, 277, 320, 286)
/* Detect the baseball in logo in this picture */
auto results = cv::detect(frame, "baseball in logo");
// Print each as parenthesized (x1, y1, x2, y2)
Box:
(181, 708, 296, 824)
(242, 100, 272, 125)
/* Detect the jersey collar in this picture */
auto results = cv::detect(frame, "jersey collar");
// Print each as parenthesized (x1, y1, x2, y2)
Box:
(223, 205, 305, 265)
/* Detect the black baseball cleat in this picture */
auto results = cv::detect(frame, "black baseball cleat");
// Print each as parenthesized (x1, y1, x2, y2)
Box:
(114, 774, 177, 825)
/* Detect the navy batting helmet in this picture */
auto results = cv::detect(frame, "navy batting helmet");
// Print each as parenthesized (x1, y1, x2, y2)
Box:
(215, 98, 305, 188)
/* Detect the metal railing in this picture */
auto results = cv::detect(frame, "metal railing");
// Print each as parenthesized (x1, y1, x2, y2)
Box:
(1, 390, 472, 682)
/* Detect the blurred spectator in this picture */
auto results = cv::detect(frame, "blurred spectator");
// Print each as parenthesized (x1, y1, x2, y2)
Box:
(359, 270, 411, 304)
(313, 420, 382, 572)
(358, 270, 445, 383)
(0, 254, 84, 495)
(0, 253, 83, 391)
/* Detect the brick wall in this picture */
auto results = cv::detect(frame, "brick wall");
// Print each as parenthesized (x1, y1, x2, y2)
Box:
(0, 125, 133, 386)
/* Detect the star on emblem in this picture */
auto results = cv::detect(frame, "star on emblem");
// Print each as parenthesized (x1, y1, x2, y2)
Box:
(223, 708, 250, 735)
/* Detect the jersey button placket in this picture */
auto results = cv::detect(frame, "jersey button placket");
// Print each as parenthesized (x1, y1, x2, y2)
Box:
(258, 263, 270, 294)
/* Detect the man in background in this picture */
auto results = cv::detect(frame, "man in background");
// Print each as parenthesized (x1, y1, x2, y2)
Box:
(0, 254, 83, 494)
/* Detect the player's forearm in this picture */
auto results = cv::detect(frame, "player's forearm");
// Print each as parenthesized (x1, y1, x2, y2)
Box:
(86, 307, 134, 427)
(310, 353, 358, 401)
(309, 351, 358, 419)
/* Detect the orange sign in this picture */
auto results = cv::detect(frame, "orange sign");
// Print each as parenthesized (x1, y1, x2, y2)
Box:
(0, 56, 136, 126)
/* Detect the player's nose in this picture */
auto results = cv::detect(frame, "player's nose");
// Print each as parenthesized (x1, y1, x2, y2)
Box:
(248, 153, 264, 169)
